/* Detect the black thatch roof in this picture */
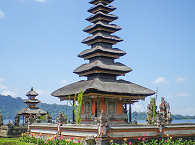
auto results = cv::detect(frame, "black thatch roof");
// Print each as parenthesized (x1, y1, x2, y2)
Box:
(74, 60, 132, 74)
(86, 12, 118, 23)
(52, 0, 155, 102)
(26, 88, 38, 96)
(78, 46, 126, 58)
(89, 0, 114, 5)
(51, 78, 155, 97)
(88, 3, 116, 14)
(82, 32, 123, 45)
(18, 108, 47, 115)
(83, 21, 121, 34)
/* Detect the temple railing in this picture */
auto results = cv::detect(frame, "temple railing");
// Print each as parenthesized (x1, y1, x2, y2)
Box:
(29, 123, 195, 139)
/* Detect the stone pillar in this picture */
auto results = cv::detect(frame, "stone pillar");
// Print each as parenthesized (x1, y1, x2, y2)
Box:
(100, 98, 106, 114)
(72, 99, 75, 123)
(128, 103, 132, 123)
(91, 98, 96, 116)
(116, 100, 123, 115)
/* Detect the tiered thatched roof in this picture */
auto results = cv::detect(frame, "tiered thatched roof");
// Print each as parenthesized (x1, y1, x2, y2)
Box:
(88, 3, 116, 14)
(51, 78, 154, 98)
(52, 0, 155, 99)
(18, 88, 46, 116)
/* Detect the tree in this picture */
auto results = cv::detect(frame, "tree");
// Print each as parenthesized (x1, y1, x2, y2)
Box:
(73, 90, 84, 124)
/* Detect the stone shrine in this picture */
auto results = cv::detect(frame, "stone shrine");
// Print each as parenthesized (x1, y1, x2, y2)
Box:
(18, 88, 47, 124)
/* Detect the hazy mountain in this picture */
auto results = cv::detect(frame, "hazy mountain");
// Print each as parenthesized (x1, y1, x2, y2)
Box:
(0, 95, 72, 120)
(0, 95, 195, 121)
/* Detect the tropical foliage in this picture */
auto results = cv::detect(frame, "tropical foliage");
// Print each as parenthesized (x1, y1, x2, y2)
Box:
(73, 90, 84, 124)
(19, 133, 83, 145)
(0, 137, 33, 145)
(110, 136, 195, 145)
(19, 133, 195, 145)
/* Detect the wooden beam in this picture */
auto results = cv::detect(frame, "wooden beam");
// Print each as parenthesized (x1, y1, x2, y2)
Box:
(58, 93, 146, 102)
(85, 93, 146, 100)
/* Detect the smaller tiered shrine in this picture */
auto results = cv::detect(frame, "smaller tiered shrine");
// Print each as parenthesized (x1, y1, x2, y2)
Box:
(18, 88, 47, 124)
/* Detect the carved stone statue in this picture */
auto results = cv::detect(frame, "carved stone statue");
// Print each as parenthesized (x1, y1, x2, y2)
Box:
(29, 114, 35, 124)
(36, 112, 41, 123)
(159, 97, 171, 125)
(146, 100, 152, 124)
(146, 98, 157, 125)
(97, 110, 109, 137)
(146, 97, 172, 126)
(0, 112, 3, 126)
(14, 114, 20, 126)
(56, 112, 67, 124)
(46, 112, 52, 123)
(7, 120, 13, 128)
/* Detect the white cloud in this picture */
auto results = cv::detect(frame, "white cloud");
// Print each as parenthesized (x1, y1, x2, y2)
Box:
(34, 0, 47, 3)
(0, 78, 16, 97)
(0, 10, 5, 19)
(1, 90, 16, 97)
(152, 77, 168, 85)
(176, 77, 186, 83)
(37, 89, 50, 96)
(36, 89, 65, 105)
(175, 92, 190, 97)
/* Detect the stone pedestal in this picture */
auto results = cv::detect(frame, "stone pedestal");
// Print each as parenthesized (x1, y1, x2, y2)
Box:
(95, 138, 109, 145)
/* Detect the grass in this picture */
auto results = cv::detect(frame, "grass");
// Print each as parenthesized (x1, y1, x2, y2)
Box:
(0, 138, 35, 145)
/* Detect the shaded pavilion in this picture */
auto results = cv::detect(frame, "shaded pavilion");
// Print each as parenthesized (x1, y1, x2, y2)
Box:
(18, 88, 47, 124)
(51, 0, 155, 124)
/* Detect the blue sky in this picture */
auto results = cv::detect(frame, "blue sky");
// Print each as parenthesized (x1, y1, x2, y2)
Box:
(0, 0, 195, 115)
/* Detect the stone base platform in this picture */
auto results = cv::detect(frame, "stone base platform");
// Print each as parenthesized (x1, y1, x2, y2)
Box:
(30, 123, 195, 144)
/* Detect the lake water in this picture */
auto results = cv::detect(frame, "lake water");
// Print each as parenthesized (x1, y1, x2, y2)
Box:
(137, 119, 195, 124)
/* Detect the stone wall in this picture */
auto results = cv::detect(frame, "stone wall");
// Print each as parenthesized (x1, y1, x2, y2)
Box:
(0, 125, 27, 137)
(29, 123, 195, 145)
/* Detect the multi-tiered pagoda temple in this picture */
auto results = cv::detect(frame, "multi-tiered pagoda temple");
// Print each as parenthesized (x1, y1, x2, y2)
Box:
(52, 0, 155, 124)
(18, 88, 47, 124)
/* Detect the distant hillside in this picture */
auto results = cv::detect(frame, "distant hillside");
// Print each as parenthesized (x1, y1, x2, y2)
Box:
(132, 112, 195, 121)
(0, 95, 72, 120)
(0, 95, 195, 121)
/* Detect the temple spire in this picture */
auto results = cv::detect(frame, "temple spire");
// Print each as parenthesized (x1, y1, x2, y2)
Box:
(52, 0, 155, 112)
(18, 87, 47, 124)
(74, 0, 131, 81)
